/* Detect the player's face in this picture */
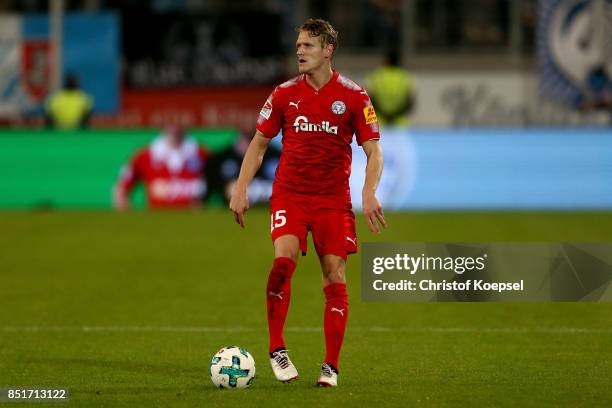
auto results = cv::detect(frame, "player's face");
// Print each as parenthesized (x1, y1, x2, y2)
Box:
(165, 125, 185, 147)
(296, 30, 332, 74)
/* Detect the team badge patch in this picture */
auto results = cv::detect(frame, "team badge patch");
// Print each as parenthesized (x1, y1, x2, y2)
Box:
(363, 105, 378, 124)
(260, 98, 272, 120)
(331, 100, 346, 115)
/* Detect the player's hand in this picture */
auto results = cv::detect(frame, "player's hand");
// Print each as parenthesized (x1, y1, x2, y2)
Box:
(229, 185, 249, 228)
(362, 193, 387, 234)
(113, 188, 130, 211)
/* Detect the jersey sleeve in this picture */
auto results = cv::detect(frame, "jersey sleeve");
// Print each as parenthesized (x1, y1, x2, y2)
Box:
(255, 87, 283, 138)
(350, 89, 381, 146)
(116, 149, 146, 193)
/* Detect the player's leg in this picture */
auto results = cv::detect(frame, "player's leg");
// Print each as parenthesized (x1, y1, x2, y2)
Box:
(268, 197, 307, 382)
(268, 234, 300, 353)
(318, 254, 348, 387)
(311, 208, 355, 387)
(267, 235, 301, 382)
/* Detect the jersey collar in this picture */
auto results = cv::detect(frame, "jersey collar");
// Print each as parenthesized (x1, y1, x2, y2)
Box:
(303, 70, 339, 93)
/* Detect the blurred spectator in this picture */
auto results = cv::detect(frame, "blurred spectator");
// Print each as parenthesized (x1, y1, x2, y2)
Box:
(44, 74, 93, 129)
(205, 132, 280, 207)
(366, 50, 416, 127)
(113, 125, 209, 210)
(363, 0, 402, 50)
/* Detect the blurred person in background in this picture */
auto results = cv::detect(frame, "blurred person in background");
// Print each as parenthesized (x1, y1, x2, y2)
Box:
(113, 124, 209, 210)
(44, 74, 93, 129)
(578, 66, 612, 124)
(365, 49, 416, 127)
(205, 132, 281, 207)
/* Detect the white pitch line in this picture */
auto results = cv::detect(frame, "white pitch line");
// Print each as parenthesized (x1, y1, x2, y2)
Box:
(1, 326, 611, 334)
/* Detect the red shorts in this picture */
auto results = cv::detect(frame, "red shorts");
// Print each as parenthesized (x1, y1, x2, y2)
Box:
(269, 193, 357, 260)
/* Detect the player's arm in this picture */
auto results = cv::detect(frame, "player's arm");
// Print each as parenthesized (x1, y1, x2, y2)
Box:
(112, 152, 143, 211)
(112, 183, 130, 211)
(229, 131, 271, 228)
(361, 140, 387, 234)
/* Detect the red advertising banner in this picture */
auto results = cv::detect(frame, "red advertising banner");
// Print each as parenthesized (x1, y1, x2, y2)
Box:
(21, 40, 52, 103)
(91, 86, 272, 131)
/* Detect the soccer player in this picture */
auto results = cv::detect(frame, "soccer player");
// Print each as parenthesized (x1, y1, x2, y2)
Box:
(229, 18, 386, 387)
(113, 124, 209, 209)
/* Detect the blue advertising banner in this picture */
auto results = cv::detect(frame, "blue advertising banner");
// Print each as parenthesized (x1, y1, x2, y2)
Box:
(348, 128, 612, 210)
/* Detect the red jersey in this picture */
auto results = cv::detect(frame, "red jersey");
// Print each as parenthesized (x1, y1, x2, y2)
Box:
(256, 71, 380, 202)
(117, 136, 209, 208)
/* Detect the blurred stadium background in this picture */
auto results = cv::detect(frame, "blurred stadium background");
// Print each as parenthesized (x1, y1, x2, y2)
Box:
(0, 0, 610, 209)
(0, 1, 611, 406)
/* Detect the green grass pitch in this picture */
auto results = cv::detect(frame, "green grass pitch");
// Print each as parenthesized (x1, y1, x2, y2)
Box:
(1, 211, 611, 407)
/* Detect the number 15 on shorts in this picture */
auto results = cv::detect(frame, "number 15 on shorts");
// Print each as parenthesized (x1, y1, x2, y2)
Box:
(271, 210, 287, 232)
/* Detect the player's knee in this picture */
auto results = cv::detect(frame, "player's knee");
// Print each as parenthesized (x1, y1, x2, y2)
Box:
(322, 263, 346, 285)
(274, 249, 299, 262)
(323, 272, 345, 285)
(320, 255, 346, 282)
(274, 236, 300, 262)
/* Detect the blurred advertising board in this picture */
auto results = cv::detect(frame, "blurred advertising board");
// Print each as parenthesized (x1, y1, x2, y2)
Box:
(348, 128, 612, 210)
(121, 12, 284, 87)
(0, 13, 120, 116)
(410, 72, 609, 126)
(0, 129, 236, 209)
(0, 128, 607, 210)
(91, 87, 271, 131)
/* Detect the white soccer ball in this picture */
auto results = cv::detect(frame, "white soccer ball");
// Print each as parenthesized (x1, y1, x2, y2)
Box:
(210, 346, 256, 389)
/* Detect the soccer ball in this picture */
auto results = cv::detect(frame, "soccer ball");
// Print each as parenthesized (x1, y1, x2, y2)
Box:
(210, 346, 256, 389)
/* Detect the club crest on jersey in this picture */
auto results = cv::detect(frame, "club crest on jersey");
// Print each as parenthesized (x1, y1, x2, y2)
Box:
(259, 98, 272, 120)
(363, 105, 378, 124)
(331, 100, 346, 115)
(293, 115, 338, 135)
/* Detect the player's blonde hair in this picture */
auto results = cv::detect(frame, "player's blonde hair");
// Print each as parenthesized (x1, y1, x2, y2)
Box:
(297, 18, 338, 52)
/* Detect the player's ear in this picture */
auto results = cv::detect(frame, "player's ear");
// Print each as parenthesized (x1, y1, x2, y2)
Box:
(324, 43, 333, 59)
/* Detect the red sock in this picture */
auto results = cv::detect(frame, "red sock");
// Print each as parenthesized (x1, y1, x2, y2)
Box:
(267, 257, 296, 353)
(323, 282, 348, 370)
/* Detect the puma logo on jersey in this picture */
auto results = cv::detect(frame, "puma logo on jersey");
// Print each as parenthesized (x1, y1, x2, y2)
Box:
(289, 100, 301, 109)
(293, 115, 338, 135)
(269, 291, 284, 300)
(330, 307, 345, 317)
(345, 236, 357, 245)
